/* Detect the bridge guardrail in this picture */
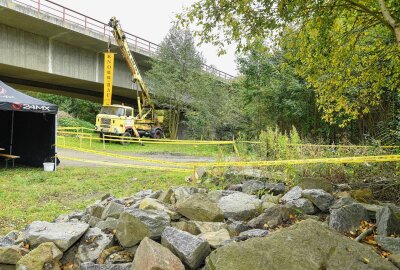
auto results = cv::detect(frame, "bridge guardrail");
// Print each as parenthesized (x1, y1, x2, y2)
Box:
(11, 0, 235, 80)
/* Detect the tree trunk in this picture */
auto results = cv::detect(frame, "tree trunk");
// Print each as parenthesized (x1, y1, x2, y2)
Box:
(377, 0, 400, 44)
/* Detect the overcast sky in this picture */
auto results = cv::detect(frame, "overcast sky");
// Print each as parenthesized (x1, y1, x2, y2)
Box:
(52, 0, 238, 76)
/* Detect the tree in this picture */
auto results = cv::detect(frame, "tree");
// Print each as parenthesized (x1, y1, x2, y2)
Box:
(147, 27, 204, 139)
(237, 45, 316, 138)
(178, 0, 400, 127)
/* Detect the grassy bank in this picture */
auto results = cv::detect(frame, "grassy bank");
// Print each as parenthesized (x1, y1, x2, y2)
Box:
(0, 167, 188, 235)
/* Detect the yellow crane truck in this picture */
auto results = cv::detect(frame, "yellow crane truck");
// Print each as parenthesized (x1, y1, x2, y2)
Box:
(95, 17, 164, 140)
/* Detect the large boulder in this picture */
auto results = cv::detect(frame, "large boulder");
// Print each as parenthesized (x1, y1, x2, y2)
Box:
(116, 209, 170, 247)
(204, 219, 397, 270)
(161, 227, 211, 269)
(301, 189, 334, 212)
(0, 246, 28, 264)
(132, 237, 185, 270)
(75, 228, 114, 263)
(176, 193, 224, 222)
(23, 221, 89, 251)
(376, 204, 400, 236)
(217, 192, 261, 221)
(16, 242, 63, 270)
(0, 231, 18, 247)
(329, 198, 370, 233)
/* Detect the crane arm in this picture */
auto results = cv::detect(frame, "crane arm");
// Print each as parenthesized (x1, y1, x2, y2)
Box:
(108, 17, 154, 119)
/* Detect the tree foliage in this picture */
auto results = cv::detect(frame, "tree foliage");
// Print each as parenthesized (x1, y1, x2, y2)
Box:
(179, 0, 400, 126)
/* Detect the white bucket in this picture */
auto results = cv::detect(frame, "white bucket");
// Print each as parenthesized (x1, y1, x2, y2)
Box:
(43, 162, 55, 172)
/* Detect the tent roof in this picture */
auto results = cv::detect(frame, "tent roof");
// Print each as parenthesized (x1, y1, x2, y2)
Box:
(0, 80, 57, 114)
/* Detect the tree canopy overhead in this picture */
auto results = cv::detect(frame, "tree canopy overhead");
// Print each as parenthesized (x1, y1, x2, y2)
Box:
(179, 0, 400, 53)
(179, 0, 400, 127)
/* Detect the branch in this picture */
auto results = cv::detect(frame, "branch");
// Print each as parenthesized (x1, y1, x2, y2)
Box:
(377, 0, 398, 27)
(343, 0, 388, 27)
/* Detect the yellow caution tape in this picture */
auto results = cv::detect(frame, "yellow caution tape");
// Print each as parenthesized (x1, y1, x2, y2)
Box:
(58, 156, 192, 173)
(59, 145, 400, 169)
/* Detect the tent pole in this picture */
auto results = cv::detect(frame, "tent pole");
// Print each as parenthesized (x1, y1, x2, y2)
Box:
(10, 111, 14, 155)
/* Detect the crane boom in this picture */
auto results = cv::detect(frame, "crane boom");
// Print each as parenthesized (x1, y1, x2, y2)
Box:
(108, 17, 154, 119)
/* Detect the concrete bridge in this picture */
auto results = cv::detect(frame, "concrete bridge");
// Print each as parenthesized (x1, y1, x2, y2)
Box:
(0, 0, 233, 105)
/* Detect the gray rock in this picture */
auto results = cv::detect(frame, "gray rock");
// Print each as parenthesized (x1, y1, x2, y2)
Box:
(158, 189, 174, 204)
(298, 177, 333, 193)
(176, 193, 224, 222)
(79, 263, 132, 270)
(238, 229, 269, 239)
(329, 198, 369, 233)
(161, 227, 211, 269)
(389, 254, 400, 268)
(16, 242, 63, 270)
(140, 198, 180, 220)
(86, 204, 105, 219)
(285, 198, 316, 215)
(248, 205, 290, 228)
(132, 237, 185, 270)
(134, 189, 157, 199)
(95, 218, 118, 232)
(75, 228, 114, 263)
(280, 186, 302, 203)
(0, 231, 18, 247)
(242, 180, 266, 195)
(301, 189, 334, 212)
(376, 204, 400, 236)
(23, 221, 89, 251)
(192, 221, 229, 234)
(171, 187, 199, 204)
(171, 221, 200, 235)
(265, 182, 285, 195)
(204, 219, 397, 270)
(199, 229, 231, 249)
(360, 203, 384, 220)
(116, 209, 170, 247)
(89, 216, 101, 227)
(375, 235, 400, 253)
(0, 246, 28, 264)
(217, 192, 261, 221)
(227, 220, 251, 236)
(101, 202, 124, 220)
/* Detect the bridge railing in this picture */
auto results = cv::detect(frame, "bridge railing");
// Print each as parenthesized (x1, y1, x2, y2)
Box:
(11, 0, 235, 80)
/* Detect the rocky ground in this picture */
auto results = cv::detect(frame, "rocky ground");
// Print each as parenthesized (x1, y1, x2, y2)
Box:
(0, 170, 399, 269)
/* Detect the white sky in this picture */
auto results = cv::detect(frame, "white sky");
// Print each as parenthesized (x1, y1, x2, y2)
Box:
(53, 0, 238, 76)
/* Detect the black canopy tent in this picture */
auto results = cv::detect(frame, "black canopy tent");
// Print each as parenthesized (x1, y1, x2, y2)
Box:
(0, 81, 58, 167)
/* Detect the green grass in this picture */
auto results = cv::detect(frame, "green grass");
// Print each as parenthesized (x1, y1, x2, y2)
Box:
(0, 167, 188, 235)
(58, 135, 234, 157)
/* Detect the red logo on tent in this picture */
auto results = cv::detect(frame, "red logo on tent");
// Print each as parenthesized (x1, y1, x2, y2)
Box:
(0, 86, 6, 95)
(12, 103, 22, 110)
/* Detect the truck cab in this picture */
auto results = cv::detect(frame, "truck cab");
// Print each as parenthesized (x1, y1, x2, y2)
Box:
(95, 105, 135, 137)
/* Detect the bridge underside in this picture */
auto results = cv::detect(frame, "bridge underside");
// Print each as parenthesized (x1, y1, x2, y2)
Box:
(0, 64, 138, 105)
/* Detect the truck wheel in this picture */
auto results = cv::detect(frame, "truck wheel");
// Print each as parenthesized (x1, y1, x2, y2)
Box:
(120, 131, 131, 145)
(150, 128, 164, 139)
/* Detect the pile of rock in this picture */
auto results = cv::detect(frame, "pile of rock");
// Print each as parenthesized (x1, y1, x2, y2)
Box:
(0, 177, 399, 269)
